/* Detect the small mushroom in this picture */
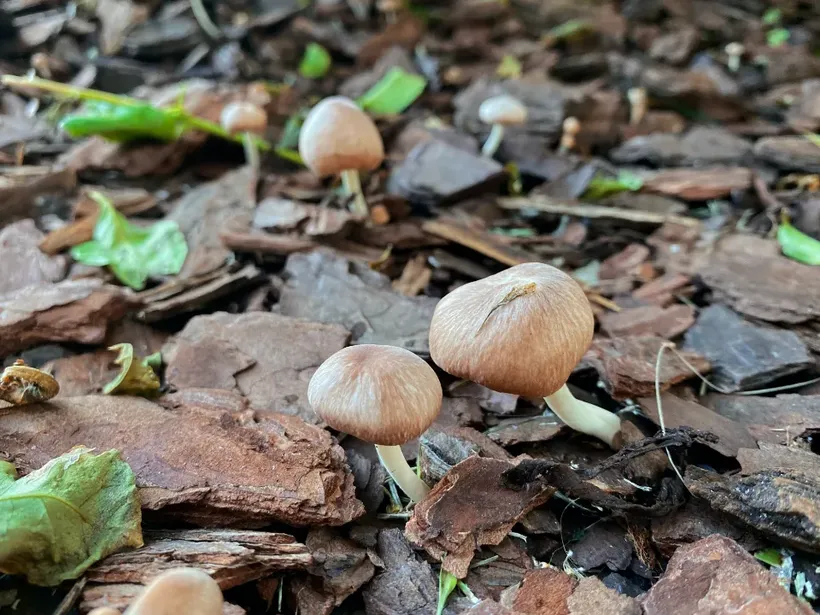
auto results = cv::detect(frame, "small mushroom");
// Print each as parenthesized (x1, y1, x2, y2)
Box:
(559, 116, 580, 153)
(89, 609, 122, 615)
(478, 95, 527, 157)
(0, 359, 59, 405)
(123, 568, 223, 615)
(428, 263, 622, 448)
(308, 344, 442, 502)
(627, 87, 647, 125)
(220, 101, 268, 170)
(725, 42, 744, 72)
(298, 96, 385, 217)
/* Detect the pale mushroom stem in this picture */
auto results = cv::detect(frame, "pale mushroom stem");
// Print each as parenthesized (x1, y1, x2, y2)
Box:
(544, 384, 622, 449)
(241, 133, 260, 171)
(481, 124, 505, 157)
(375, 444, 430, 503)
(340, 169, 369, 216)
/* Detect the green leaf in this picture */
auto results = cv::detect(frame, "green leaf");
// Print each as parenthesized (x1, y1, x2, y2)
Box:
(496, 55, 522, 79)
(762, 8, 782, 25)
(277, 108, 309, 151)
(804, 132, 820, 149)
(581, 171, 643, 200)
(0, 446, 142, 586)
(777, 217, 820, 265)
(299, 43, 332, 79)
(357, 67, 427, 115)
(543, 19, 594, 45)
(437, 568, 459, 615)
(767, 28, 790, 47)
(60, 101, 186, 143)
(71, 191, 188, 290)
(103, 343, 161, 397)
(755, 548, 784, 567)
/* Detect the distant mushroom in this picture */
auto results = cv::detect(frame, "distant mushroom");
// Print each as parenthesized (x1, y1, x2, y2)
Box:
(559, 116, 580, 153)
(308, 344, 442, 502)
(123, 568, 223, 615)
(88, 609, 121, 615)
(428, 263, 622, 449)
(725, 42, 744, 72)
(298, 95, 385, 217)
(627, 87, 647, 125)
(220, 101, 268, 170)
(478, 94, 528, 157)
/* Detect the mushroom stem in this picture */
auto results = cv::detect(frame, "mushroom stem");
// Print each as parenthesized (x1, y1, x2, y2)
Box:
(241, 132, 260, 171)
(481, 124, 505, 157)
(340, 169, 369, 216)
(544, 384, 622, 449)
(375, 444, 430, 503)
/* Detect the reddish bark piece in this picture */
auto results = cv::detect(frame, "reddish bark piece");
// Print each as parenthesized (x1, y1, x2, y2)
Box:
(567, 577, 641, 615)
(405, 457, 554, 578)
(582, 336, 710, 400)
(640, 535, 814, 615)
(163, 312, 350, 423)
(303, 528, 375, 607)
(510, 568, 576, 615)
(599, 243, 650, 280)
(0, 165, 76, 226)
(638, 393, 757, 458)
(0, 395, 364, 527)
(598, 304, 695, 339)
(651, 501, 750, 558)
(43, 349, 118, 397)
(0, 219, 66, 294)
(632, 272, 692, 306)
(642, 166, 752, 200)
(0, 279, 132, 357)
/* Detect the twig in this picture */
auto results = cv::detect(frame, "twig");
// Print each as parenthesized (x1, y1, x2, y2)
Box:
(189, 0, 223, 40)
(52, 577, 87, 615)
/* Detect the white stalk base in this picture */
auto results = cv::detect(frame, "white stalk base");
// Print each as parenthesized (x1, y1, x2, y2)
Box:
(481, 124, 505, 157)
(341, 169, 369, 216)
(375, 444, 430, 503)
(544, 384, 622, 449)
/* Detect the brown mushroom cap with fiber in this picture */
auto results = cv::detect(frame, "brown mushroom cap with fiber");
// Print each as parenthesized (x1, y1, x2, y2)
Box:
(478, 95, 528, 127)
(308, 344, 442, 446)
(298, 96, 385, 178)
(220, 101, 268, 135)
(123, 568, 223, 615)
(429, 262, 592, 399)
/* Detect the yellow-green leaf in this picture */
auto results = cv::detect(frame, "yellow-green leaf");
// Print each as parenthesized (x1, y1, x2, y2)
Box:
(0, 447, 142, 586)
(103, 343, 161, 396)
(437, 568, 459, 615)
(299, 43, 332, 79)
(358, 67, 427, 115)
(777, 218, 820, 265)
(496, 55, 522, 79)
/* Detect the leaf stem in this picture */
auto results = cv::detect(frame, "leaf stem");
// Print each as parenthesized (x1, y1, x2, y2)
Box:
(0, 492, 89, 522)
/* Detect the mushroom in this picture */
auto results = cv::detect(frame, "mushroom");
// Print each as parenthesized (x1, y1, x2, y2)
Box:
(627, 87, 647, 126)
(88, 609, 122, 615)
(123, 568, 223, 615)
(725, 42, 744, 72)
(478, 95, 527, 157)
(298, 95, 385, 217)
(220, 101, 268, 170)
(308, 344, 442, 502)
(428, 262, 622, 448)
(559, 116, 580, 153)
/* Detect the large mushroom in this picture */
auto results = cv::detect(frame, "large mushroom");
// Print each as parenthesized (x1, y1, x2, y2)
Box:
(298, 96, 385, 216)
(123, 568, 223, 615)
(308, 344, 442, 502)
(428, 263, 622, 448)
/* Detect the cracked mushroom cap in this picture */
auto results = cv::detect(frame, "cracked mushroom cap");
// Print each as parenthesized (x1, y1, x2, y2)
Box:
(478, 95, 528, 126)
(123, 568, 223, 615)
(428, 262, 594, 398)
(298, 96, 385, 177)
(308, 344, 443, 446)
(220, 101, 268, 135)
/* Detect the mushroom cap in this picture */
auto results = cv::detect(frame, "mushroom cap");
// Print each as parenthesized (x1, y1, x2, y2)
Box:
(562, 116, 580, 134)
(724, 42, 745, 55)
(220, 101, 268, 135)
(478, 95, 528, 126)
(308, 344, 442, 446)
(298, 96, 385, 177)
(428, 262, 594, 398)
(88, 609, 121, 615)
(123, 568, 223, 615)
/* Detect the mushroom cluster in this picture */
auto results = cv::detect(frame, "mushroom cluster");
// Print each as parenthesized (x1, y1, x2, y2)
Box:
(308, 344, 442, 502)
(428, 262, 623, 449)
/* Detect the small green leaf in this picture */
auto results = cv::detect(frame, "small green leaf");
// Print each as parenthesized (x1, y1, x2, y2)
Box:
(762, 8, 782, 25)
(103, 343, 161, 397)
(437, 568, 459, 615)
(0, 446, 142, 586)
(755, 548, 784, 567)
(767, 28, 790, 47)
(358, 67, 427, 115)
(804, 132, 820, 149)
(70, 191, 188, 290)
(496, 55, 522, 79)
(60, 101, 186, 143)
(299, 43, 332, 79)
(543, 19, 594, 45)
(277, 108, 309, 151)
(581, 171, 643, 200)
(777, 217, 820, 265)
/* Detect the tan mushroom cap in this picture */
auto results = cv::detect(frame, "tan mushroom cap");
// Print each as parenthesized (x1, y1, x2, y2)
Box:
(308, 344, 443, 446)
(88, 609, 121, 615)
(123, 568, 223, 615)
(429, 262, 594, 399)
(478, 95, 528, 126)
(220, 101, 268, 135)
(298, 96, 385, 177)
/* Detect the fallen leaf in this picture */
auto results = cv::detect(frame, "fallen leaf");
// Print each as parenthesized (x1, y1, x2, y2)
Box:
(777, 217, 820, 265)
(103, 343, 160, 396)
(358, 66, 427, 115)
(299, 42, 332, 79)
(0, 446, 142, 586)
